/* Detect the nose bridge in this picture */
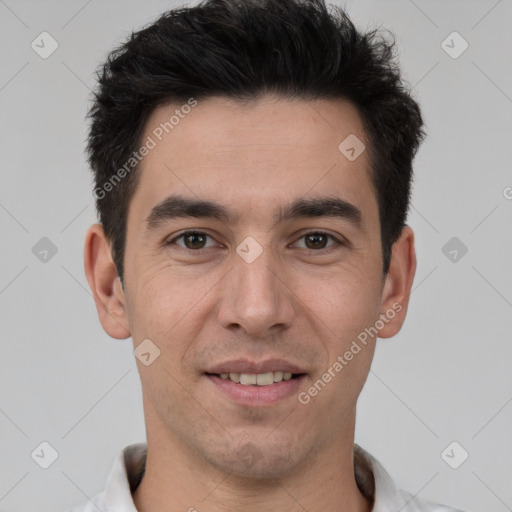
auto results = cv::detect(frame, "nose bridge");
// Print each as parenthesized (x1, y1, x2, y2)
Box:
(217, 235, 294, 336)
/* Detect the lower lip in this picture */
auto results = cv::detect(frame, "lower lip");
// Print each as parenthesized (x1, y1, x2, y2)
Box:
(205, 374, 306, 406)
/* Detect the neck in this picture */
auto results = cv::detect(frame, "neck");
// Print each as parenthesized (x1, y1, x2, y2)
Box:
(133, 406, 373, 512)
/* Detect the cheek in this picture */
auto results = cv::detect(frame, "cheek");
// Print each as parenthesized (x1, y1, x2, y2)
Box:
(125, 266, 184, 341)
(300, 268, 381, 339)
(298, 269, 380, 392)
(126, 265, 218, 361)
(301, 289, 378, 423)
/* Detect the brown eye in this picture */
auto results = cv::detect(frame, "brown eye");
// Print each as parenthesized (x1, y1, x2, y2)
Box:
(294, 231, 342, 251)
(304, 233, 329, 249)
(167, 231, 216, 251)
(183, 232, 207, 249)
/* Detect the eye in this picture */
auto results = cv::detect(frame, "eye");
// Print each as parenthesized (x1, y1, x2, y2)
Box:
(167, 231, 219, 251)
(166, 230, 344, 253)
(292, 230, 343, 252)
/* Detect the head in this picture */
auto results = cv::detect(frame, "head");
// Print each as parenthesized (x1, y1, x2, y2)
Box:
(85, 0, 423, 480)
(88, 0, 424, 284)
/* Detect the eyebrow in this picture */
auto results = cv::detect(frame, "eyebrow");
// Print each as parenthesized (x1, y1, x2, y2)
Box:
(145, 194, 363, 231)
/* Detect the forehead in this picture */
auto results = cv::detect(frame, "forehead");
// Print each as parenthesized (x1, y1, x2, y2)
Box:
(144, 95, 367, 150)
(131, 95, 377, 230)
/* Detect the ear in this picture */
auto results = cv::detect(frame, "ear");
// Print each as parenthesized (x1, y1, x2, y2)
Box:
(84, 223, 131, 339)
(377, 225, 416, 338)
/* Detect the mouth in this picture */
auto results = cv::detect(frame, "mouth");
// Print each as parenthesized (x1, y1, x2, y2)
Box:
(204, 359, 308, 405)
(205, 371, 305, 386)
(204, 368, 307, 406)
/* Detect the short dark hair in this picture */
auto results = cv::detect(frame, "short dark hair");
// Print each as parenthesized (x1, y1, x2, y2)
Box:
(87, 0, 425, 284)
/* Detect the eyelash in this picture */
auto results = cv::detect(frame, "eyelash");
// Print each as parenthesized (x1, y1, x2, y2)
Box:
(166, 230, 345, 255)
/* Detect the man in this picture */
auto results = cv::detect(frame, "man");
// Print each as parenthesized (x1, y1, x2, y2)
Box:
(69, 0, 464, 510)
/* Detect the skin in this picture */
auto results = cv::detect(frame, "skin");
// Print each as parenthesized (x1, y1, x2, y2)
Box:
(84, 95, 416, 512)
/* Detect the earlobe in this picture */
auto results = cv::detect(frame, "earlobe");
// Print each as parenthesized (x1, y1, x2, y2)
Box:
(377, 225, 417, 339)
(83, 223, 131, 339)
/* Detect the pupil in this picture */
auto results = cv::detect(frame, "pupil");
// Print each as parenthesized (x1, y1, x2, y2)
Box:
(186, 233, 204, 249)
(307, 233, 326, 249)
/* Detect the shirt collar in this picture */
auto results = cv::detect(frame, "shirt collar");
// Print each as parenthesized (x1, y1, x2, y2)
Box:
(105, 443, 146, 512)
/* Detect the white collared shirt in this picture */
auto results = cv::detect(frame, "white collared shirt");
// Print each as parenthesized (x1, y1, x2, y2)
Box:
(66, 443, 464, 512)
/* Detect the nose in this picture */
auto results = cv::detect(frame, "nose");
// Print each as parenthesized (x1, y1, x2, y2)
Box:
(216, 239, 296, 339)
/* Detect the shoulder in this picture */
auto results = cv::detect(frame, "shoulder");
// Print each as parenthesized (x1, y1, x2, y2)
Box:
(354, 444, 467, 512)
(64, 490, 106, 512)
(397, 488, 467, 512)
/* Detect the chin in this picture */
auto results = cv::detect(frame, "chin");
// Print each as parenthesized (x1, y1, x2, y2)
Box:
(201, 435, 310, 480)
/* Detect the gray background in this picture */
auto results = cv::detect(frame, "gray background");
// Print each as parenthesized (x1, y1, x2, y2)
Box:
(0, 0, 511, 511)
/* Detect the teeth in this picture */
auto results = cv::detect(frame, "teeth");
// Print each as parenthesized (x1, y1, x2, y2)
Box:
(218, 371, 297, 386)
(256, 372, 274, 385)
(240, 373, 257, 385)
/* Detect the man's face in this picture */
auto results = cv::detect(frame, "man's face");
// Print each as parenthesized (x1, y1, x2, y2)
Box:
(121, 95, 388, 477)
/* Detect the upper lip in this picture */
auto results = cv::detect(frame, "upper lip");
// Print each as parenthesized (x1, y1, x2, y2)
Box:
(206, 359, 306, 375)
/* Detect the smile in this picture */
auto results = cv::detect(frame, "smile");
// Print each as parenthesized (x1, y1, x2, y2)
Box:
(205, 372, 307, 405)
(216, 371, 295, 386)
